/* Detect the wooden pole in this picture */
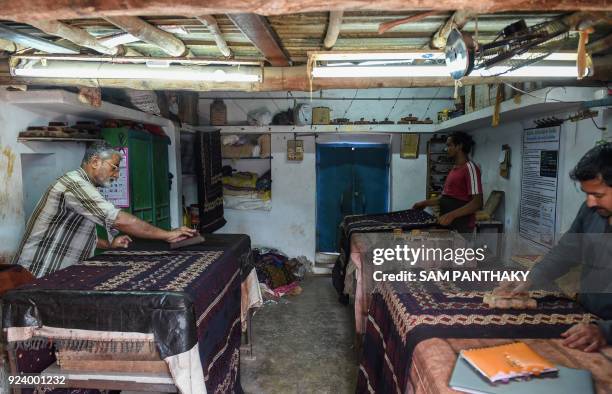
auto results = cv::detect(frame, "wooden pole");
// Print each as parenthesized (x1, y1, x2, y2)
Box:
(323, 10, 344, 49)
(104, 16, 187, 57)
(196, 15, 232, 57)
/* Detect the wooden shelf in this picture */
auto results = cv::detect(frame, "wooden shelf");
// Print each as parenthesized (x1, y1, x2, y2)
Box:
(222, 156, 272, 160)
(215, 87, 603, 134)
(18, 137, 103, 143)
(0, 90, 172, 128)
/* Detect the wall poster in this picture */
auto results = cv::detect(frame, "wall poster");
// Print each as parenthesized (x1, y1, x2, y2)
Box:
(519, 126, 560, 248)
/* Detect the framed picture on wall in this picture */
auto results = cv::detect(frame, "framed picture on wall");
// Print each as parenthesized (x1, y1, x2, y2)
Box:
(400, 133, 420, 159)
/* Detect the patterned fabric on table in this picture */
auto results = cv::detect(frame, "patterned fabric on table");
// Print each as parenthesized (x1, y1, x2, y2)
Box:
(409, 338, 612, 394)
(3, 248, 244, 394)
(357, 281, 598, 394)
(332, 209, 437, 302)
(195, 129, 226, 232)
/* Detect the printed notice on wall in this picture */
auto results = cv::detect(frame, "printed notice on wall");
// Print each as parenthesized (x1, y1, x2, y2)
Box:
(100, 147, 130, 208)
(519, 127, 560, 247)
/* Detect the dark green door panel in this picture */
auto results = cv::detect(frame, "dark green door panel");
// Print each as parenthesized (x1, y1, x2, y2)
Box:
(101, 128, 167, 227)
(152, 136, 171, 230)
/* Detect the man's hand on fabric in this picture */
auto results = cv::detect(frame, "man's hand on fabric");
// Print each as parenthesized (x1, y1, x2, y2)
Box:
(412, 201, 427, 210)
(493, 280, 531, 296)
(165, 227, 198, 243)
(561, 323, 607, 352)
(111, 235, 132, 249)
(438, 213, 455, 226)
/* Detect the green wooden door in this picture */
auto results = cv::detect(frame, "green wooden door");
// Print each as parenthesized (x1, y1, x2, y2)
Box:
(152, 135, 171, 230)
(128, 131, 155, 224)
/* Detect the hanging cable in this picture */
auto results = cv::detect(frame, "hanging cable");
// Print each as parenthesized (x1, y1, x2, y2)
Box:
(384, 88, 403, 119)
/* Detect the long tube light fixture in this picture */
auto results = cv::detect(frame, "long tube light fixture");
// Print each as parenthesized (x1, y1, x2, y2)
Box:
(10, 56, 263, 83)
(309, 51, 580, 79)
(311, 64, 579, 78)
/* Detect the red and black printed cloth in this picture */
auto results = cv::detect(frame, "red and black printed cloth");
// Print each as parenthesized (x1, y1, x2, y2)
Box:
(2, 234, 250, 394)
(357, 280, 598, 394)
(332, 209, 437, 303)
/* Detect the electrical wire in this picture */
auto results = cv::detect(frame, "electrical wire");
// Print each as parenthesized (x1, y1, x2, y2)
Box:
(503, 83, 570, 103)
(266, 91, 282, 112)
(423, 87, 441, 119)
(342, 89, 359, 118)
(384, 88, 404, 119)
(590, 116, 606, 131)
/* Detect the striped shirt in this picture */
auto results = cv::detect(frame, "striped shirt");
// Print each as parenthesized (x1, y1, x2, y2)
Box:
(442, 160, 483, 200)
(12, 168, 120, 278)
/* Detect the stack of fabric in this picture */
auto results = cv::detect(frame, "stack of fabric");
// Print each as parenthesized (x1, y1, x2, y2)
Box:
(222, 170, 272, 210)
(252, 249, 309, 298)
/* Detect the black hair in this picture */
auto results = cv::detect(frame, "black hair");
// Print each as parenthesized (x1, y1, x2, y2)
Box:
(449, 131, 475, 155)
(570, 142, 612, 186)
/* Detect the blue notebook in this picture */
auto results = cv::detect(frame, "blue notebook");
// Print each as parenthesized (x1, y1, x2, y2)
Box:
(449, 355, 594, 394)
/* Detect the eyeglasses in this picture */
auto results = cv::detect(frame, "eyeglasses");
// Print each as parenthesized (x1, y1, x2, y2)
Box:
(103, 160, 120, 172)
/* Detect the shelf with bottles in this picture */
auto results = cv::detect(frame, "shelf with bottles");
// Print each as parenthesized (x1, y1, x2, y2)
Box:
(426, 134, 451, 200)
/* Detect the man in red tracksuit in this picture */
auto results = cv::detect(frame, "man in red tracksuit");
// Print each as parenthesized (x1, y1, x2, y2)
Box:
(413, 131, 483, 234)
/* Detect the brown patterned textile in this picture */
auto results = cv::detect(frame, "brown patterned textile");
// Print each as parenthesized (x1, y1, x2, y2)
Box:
(409, 338, 612, 394)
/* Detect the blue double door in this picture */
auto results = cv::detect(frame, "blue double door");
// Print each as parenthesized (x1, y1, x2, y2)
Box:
(316, 142, 390, 253)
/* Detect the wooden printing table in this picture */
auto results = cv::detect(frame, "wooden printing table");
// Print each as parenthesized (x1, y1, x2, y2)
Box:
(37, 363, 178, 393)
(3, 234, 255, 394)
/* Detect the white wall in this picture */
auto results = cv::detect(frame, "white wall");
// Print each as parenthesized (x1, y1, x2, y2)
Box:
(197, 88, 454, 260)
(470, 107, 609, 257)
(0, 103, 87, 264)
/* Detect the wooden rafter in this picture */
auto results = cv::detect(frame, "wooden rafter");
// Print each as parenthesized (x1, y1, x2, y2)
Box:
(3, 0, 607, 22)
(104, 16, 187, 57)
(196, 15, 232, 57)
(227, 14, 290, 66)
(324, 11, 344, 49)
(28, 20, 121, 55)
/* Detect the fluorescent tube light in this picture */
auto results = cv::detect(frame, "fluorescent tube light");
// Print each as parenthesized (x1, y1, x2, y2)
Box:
(311, 66, 450, 78)
(12, 59, 262, 83)
(310, 52, 446, 61)
(312, 64, 579, 78)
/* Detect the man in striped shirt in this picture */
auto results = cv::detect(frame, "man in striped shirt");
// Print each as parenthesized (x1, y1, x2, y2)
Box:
(413, 131, 483, 233)
(13, 142, 196, 278)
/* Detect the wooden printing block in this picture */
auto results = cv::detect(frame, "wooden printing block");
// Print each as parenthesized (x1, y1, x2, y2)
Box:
(483, 293, 537, 309)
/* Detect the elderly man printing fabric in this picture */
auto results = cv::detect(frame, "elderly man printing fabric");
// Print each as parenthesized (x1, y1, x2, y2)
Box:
(12, 142, 196, 278)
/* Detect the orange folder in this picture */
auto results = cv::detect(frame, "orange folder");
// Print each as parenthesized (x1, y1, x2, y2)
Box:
(461, 342, 558, 383)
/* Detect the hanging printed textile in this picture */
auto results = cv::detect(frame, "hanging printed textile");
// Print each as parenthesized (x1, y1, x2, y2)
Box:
(195, 129, 226, 232)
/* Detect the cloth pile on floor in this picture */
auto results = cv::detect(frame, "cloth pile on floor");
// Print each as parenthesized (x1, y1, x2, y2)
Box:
(252, 248, 312, 299)
(222, 170, 272, 210)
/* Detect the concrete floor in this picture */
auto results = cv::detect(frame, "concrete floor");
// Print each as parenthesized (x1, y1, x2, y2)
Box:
(240, 275, 358, 394)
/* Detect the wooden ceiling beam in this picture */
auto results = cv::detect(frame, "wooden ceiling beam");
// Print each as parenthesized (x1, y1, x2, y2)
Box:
(28, 20, 121, 55)
(1, 1, 608, 22)
(587, 33, 612, 54)
(0, 22, 78, 54)
(104, 16, 188, 57)
(323, 11, 344, 49)
(431, 10, 475, 49)
(227, 14, 290, 66)
(195, 15, 233, 57)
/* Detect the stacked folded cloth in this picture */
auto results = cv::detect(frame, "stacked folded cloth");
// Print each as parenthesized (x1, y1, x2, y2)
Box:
(221, 134, 271, 158)
(252, 248, 312, 299)
(222, 170, 271, 210)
